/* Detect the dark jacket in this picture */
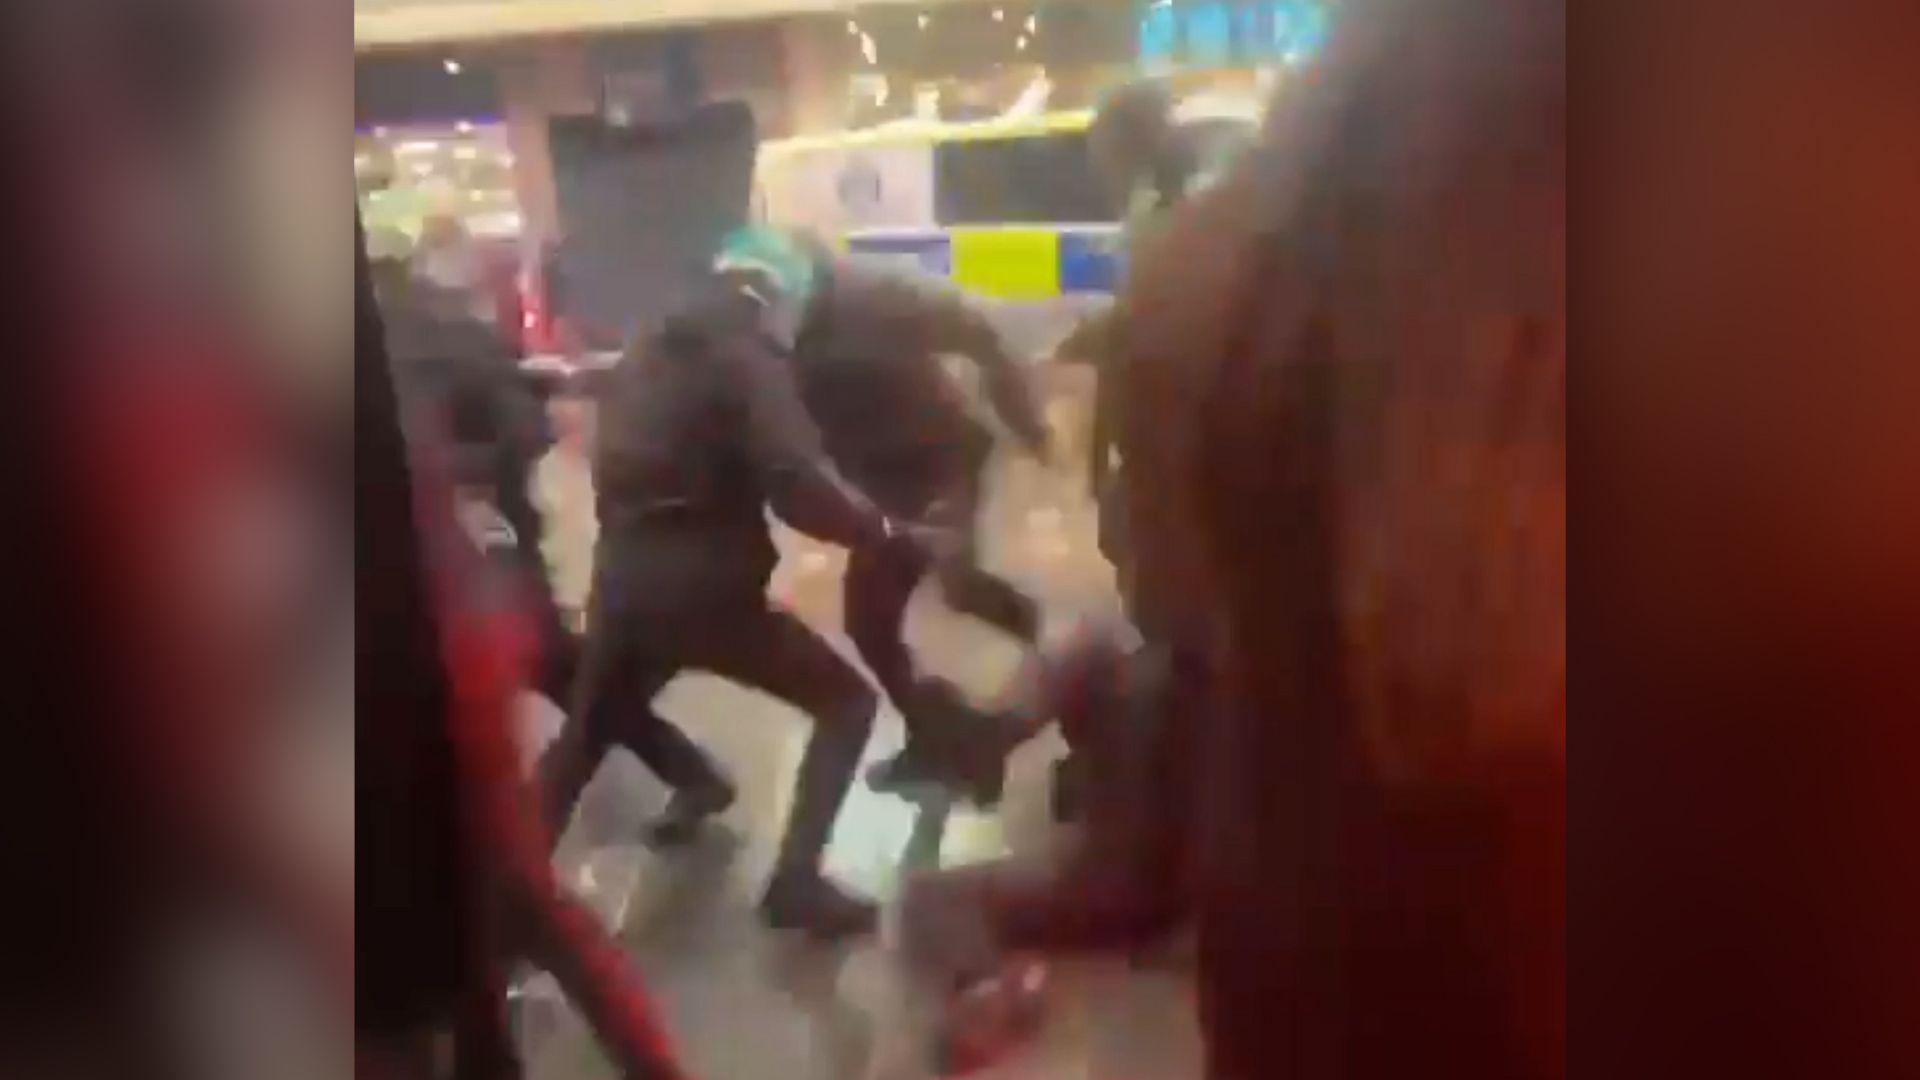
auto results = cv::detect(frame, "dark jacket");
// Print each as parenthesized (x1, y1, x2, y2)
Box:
(792, 256, 1047, 516)
(592, 282, 886, 610)
(383, 299, 551, 565)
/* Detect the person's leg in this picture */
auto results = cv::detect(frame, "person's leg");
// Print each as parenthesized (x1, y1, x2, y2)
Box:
(842, 533, 930, 717)
(587, 616, 734, 845)
(609, 685, 731, 804)
(938, 555, 1041, 644)
(933, 452, 1041, 644)
(689, 605, 880, 936)
(623, 687, 737, 847)
(536, 594, 625, 842)
(538, 596, 726, 843)
(856, 447, 1036, 799)
(523, 559, 579, 708)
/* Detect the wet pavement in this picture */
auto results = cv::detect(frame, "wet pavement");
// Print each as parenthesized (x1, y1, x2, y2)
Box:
(513, 371, 1204, 1078)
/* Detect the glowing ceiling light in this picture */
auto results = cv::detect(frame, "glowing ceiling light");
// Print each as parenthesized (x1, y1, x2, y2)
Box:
(1015, 34, 1028, 50)
(443, 58, 462, 75)
(372, 125, 390, 138)
(992, 7, 1005, 22)
(917, 13, 929, 28)
(455, 120, 473, 134)
(1024, 13, 1036, 31)
(860, 32, 877, 64)
(846, 18, 859, 34)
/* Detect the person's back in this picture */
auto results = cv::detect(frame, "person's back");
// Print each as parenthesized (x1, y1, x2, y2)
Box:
(592, 291, 780, 609)
(793, 255, 1028, 491)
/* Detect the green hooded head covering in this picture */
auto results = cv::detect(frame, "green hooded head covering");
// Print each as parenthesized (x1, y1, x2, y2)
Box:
(713, 225, 818, 309)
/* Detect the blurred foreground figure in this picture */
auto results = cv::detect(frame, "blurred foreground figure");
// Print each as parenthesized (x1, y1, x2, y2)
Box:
(540, 228, 946, 939)
(359, 227, 688, 1080)
(735, 229, 1051, 804)
(0, 0, 360, 1074)
(905, 0, 1565, 1075)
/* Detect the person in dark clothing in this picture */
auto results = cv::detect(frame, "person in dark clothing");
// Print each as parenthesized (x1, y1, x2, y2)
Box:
(1062, 77, 1203, 598)
(539, 234, 945, 939)
(738, 233, 1052, 803)
(1026, 82, 1209, 823)
(375, 262, 582, 708)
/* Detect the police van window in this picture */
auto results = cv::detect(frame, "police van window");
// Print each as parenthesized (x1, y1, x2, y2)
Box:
(933, 132, 1110, 226)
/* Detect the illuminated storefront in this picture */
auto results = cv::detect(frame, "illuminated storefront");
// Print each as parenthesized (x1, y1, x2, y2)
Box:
(1137, 0, 1331, 71)
(356, 121, 522, 254)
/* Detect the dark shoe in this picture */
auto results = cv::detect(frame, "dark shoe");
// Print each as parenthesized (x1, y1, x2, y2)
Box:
(759, 869, 879, 940)
(646, 779, 736, 848)
(868, 680, 1023, 807)
(865, 738, 953, 796)
(867, 736, 1012, 808)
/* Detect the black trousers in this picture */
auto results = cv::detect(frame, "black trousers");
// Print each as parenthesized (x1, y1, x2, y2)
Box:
(841, 447, 1040, 738)
(538, 590, 877, 875)
(512, 546, 579, 709)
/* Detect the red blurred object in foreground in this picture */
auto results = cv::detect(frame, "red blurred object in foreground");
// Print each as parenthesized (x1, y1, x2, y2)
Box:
(934, 958, 1049, 1076)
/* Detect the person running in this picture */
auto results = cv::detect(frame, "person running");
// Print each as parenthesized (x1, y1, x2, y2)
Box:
(734, 229, 1052, 804)
(538, 229, 946, 939)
